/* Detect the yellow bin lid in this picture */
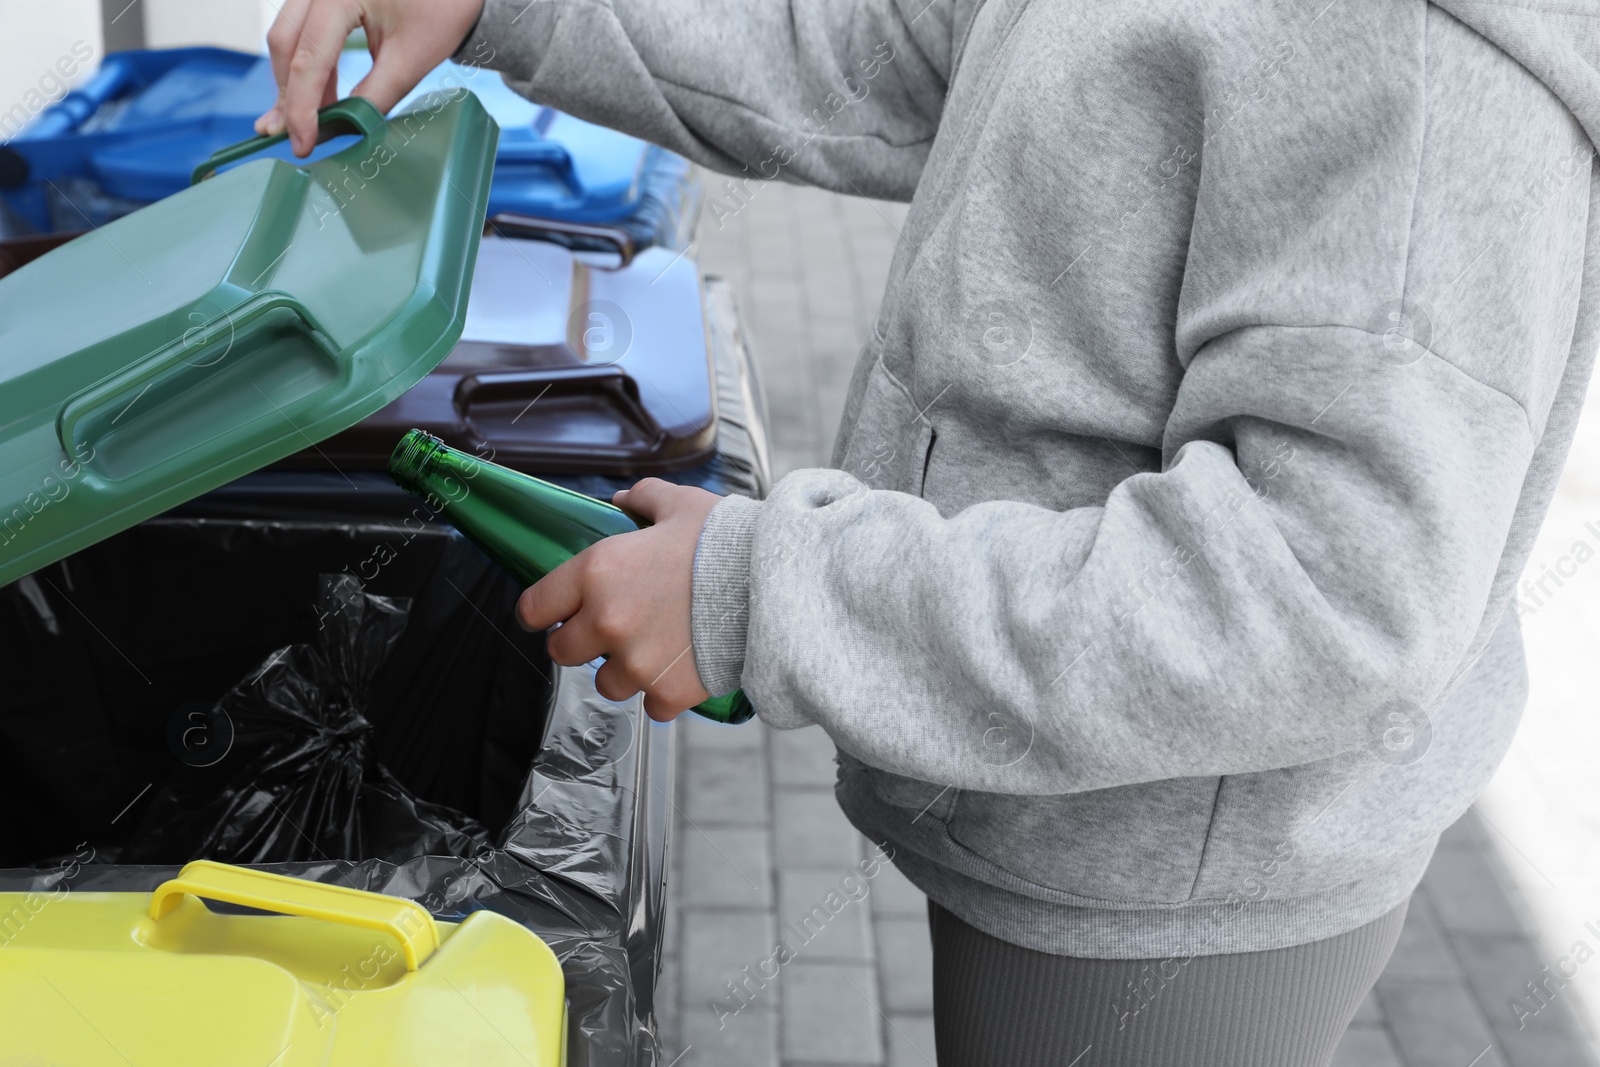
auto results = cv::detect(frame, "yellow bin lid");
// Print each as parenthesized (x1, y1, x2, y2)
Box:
(0, 860, 565, 1065)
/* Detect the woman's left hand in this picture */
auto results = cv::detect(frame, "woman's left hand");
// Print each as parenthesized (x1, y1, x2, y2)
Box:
(516, 478, 721, 722)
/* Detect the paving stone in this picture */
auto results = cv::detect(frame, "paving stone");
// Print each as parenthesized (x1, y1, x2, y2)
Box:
(779, 868, 875, 962)
(1383, 891, 1465, 981)
(657, 952, 682, 1059)
(679, 824, 773, 909)
(744, 278, 806, 316)
(684, 742, 771, 826)
(680, 710, 766, 752)
(781, 962, 885, 1064)
(1353, 989, 1385, 1025)
(875, 918, 934, 1013)
(1440, 809, 1492, 849)
(771, 726, 840, 787)
(854, 254, 890, 286)
(749, 320, 810, 361)
(1455, 935, 1589, 1038)
(852, 306, 885, 341)
(1332, 1024, 1406, 1067)
(698, 222, 740, 250)
(775, 787, 864, 869)
(765, 410, 820, 449)
(664, 880, 682, 966)
(797, 225, 857, 261)
(1379, 981, 1511, 1067)
(1422, 847, 1529, 938)
(665, 825, 684, 953)
(818, 364, 860, 401)
(748, 274, 809, 312)
(869, 860, 928, 919)
(772, 447, 823, 483)
(751, 359, 812, 401)
(739, 195, 795, 231)
(886, 1013, 938, 1067)
(747, 183, 800, 219)
(681, 1002, 780, 1067)
(757, 355, 814, 394)
(681, 908, 777, 1005)
(806, 292, 865, 333)
(671, 185, 903, 1065)
(1497, 1028, 1600, 1067)
(839, 239, 898, 272)
(746, 271, 806, 309)
(839, 199, 908, 237)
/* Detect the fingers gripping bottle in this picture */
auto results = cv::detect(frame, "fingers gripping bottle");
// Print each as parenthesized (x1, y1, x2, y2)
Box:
(388, 429, 754, 724)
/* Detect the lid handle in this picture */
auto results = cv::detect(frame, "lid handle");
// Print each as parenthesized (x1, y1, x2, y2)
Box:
(149, 860, 442, 971)
(190, 96, 386, 185)
(487, 212, 637, 269)
(456, 366, 664, 439)
(56, 291, 342, 478)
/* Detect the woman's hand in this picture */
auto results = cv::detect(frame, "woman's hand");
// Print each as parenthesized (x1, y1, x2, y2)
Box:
(255, 0, 486, 156)
(517, 479, 723, 723)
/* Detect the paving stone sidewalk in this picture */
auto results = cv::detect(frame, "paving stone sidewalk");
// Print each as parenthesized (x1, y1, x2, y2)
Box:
(656, 180, 1600, 1067)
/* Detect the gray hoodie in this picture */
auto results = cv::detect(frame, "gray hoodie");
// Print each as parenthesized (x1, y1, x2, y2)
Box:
(460, 0, 1600, 957)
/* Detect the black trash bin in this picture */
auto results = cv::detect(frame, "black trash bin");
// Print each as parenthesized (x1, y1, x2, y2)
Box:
(0, 515, 681, 1065)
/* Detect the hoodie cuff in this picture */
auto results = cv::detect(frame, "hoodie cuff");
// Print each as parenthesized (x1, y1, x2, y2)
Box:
(452, 0, 561, 79)
(691, 494, 762, 697)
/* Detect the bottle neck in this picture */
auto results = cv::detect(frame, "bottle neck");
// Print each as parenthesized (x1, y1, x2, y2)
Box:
(389, 429, 454, 498)
(388, 429, 637, 549)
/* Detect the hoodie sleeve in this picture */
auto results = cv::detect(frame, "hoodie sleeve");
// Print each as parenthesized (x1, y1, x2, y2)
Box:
(689, 47, 1597, 796)
(454, 0, 959, 199)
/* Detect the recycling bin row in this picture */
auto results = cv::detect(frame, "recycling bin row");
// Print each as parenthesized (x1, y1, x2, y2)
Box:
(0, 47, 769, 1067)
(0, 45, 699, 256)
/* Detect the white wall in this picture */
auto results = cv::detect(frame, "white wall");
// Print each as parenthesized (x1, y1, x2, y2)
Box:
(142, 0, 270, 50)
(0, 0, 278, 145)
(0, 0, 103, 141)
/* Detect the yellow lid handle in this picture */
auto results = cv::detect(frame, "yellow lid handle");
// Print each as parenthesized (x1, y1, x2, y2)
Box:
(148, 860, 441, 971)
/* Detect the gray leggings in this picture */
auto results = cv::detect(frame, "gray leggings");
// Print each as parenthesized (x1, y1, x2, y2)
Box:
(929, 897, 1408, 1066)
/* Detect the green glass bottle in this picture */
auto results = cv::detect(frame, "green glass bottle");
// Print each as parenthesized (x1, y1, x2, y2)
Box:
(388, 429, 753, 724)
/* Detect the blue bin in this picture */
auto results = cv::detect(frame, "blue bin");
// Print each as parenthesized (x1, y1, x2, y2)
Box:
(0, 48, 699, 252)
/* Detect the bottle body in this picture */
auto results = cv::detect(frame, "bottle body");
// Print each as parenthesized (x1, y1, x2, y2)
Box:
(388, 429, 752, 724)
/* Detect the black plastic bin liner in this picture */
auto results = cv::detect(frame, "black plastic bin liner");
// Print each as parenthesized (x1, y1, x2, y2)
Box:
(0, 514, 670, 1066)
(121, 572, 490, 866)
(0, 517, 549, 868)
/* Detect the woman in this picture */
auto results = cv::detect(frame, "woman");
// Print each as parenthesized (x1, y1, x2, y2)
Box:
(262, 2, 1598, 1062)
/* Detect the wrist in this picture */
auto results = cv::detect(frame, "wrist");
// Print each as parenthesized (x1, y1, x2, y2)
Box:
(690, 494, 762, 697)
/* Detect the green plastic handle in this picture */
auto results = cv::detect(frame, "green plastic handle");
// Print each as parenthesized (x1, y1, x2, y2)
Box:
(190, 97, 386, 185)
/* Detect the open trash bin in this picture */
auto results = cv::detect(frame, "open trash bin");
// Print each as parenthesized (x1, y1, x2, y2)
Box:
(0, 86, 701, 1065)
(0, 47, 699, 255)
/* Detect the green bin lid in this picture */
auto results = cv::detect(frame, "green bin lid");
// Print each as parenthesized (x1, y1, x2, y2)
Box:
(0, 93, 498, 588)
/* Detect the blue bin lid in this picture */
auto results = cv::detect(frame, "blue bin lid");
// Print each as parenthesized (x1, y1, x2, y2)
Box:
(0, 48, 687, 235)
(355, 52, 676, 228)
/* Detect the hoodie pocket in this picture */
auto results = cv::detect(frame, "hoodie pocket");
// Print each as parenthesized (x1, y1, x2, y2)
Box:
(838, 358, 934, 496)
(916, 424, 937, 499)
(945, 778, 1222, 904)
(861, 762, 959, 823)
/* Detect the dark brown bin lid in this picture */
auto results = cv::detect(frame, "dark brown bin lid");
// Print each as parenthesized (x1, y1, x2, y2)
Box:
(0, 231, 79, 280)
(298, 337, 715, 477)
